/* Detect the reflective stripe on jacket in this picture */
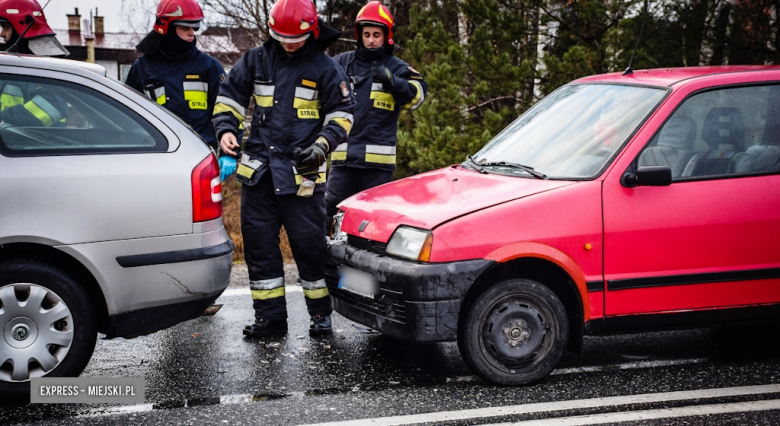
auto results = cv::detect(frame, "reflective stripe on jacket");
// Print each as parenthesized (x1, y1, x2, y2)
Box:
(331, 51, 428, 171)
(212, 38, 356, 196)
(126, 47, 225, 148)
(0, 81, 68, 127)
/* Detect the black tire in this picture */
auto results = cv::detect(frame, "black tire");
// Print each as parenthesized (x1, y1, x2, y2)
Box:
(459, 279, 568, 386)
(0, 258, 97, 398)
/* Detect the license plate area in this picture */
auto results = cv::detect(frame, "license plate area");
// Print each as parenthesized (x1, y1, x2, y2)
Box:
(337, 265, 378, 299)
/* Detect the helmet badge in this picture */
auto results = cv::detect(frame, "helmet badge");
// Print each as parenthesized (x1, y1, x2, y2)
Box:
(165, 6, 184, 17)
(300, 20, 310, 30)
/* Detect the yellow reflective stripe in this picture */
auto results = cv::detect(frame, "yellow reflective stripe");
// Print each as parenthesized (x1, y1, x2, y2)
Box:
(366, 153, 397, 164)
(303, 288, 330, 299)
(184, 91, 207, 102)
(332, 117, 352, 134)
(251, 287, 286, 300)
(254, 95, 274, 107)
(331, 143, 347, 161)
(370, 91, 395, 111)
(156, 94, 166, 105)
(1, 94, 23, 110)
(404, 80, 425, 111)
(293, 98, 321, 109)
(294, 172, 327, 184)
(370, 91, 394, 102)
(23, 100, 54, 127)
(324, 112, 354, 134)
(214, 103, 245, 121)
(184, 90, 208, 110)
(237, 164, 255, 178)
(216, 95, 246, 115)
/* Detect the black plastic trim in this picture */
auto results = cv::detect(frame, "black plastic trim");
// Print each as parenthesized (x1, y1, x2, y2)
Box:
(585, 303, 780, 335)
(325, 242, 495, 342)
(116, 240, 234, 268)
(587, 281, 604, 292)
(105, 294, 221, 338)
(607, 267, 780, 291)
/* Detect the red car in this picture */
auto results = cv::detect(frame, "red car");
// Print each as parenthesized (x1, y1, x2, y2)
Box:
(325, 66, 780, 385)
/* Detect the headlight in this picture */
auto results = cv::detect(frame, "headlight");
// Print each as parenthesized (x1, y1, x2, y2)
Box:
(386, 226, 433, 262)
(330, 211, 346, 241)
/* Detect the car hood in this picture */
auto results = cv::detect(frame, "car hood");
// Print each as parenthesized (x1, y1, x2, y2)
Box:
(338, 165, 574, 242)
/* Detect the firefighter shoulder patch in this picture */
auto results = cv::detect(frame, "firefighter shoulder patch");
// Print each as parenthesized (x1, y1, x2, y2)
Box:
(407, 66, 420, 75)
(339, 81, 349, 97)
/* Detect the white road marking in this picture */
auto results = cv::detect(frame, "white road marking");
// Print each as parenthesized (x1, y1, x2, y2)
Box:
(550, 357, 708, 375)
(299, 383, 780, 426)
(485, 399, 780, 426)
(444, 358, 707, 384)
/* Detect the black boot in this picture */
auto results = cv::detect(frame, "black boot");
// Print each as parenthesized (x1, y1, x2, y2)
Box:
(309, 315, 332, 336)
(243, 318, 288, 337)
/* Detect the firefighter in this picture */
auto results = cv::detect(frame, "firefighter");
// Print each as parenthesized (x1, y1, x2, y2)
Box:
(125, 0, 225, 150)
(214, 0, 355, 337)
(325, 1, 427, 225)
(0, 0, 69, 126)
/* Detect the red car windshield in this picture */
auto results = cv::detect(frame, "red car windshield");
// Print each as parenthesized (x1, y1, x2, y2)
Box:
(473, 84, 666, 179)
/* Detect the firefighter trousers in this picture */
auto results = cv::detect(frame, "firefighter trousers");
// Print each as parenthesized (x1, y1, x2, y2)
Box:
(241, 172, 332, 321)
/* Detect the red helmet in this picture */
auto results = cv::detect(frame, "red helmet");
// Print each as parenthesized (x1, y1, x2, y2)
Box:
(0, 0, 55, 39)
(153, 0, 204, 35)
(268, 0, 319, 43)
(355, 1, 394, 45)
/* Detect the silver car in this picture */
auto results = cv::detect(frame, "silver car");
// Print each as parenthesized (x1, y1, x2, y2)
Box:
(0, 54, 233, 396)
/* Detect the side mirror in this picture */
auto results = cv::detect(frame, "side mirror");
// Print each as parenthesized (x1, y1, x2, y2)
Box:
(622, 166, 672, 187)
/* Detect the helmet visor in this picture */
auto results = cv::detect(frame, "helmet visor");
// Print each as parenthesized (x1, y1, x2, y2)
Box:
(269, 29, 310, 44)
(171, 20, 202, 31)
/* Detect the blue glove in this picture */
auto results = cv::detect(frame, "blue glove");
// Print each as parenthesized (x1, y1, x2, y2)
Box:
(219, 156, 236, 181)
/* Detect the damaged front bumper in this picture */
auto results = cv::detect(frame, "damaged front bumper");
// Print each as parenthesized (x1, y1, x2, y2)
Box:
(325, 241, 494, 342)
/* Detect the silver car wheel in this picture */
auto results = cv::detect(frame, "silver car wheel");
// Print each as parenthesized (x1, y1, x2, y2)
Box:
(0, 283, 74, 382)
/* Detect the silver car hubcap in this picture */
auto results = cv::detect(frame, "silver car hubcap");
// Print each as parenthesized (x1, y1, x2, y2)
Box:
(0, 284, 74, 382)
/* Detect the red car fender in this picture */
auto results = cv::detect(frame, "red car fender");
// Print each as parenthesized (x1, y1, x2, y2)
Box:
(484, 241, 591, 322)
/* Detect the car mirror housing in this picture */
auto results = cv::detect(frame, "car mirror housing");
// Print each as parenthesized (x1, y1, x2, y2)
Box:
(622, 166, 672, 187)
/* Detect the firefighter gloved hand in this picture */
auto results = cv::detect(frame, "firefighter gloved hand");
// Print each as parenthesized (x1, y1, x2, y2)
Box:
(219, 156, 236, 181)
(372, 65, 394, 91)
(294, 137, 329, 172)
(293, 137, 329, 197)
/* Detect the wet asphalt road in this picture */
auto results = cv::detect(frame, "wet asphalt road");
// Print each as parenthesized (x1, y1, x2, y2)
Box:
(2, 264, 780, 425)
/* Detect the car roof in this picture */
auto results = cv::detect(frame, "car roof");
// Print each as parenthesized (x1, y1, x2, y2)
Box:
(575, 65, 780, 87)
(0, 52, 107, 78)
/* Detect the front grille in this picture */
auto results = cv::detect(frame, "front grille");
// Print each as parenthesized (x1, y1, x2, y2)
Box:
(324, 264, 407, 324)
(347, 235, 387, 254)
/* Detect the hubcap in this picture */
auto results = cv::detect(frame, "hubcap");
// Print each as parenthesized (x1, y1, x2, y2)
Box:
(0, 283, 74, 382)
(483, 301, 546, 368)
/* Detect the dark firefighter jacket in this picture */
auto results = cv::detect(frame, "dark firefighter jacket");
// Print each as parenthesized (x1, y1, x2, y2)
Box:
(0, 80, 68, 127)
(126, 45, 225, 148)
(331, 50, 427, 171)
(213, 31, 356, 196)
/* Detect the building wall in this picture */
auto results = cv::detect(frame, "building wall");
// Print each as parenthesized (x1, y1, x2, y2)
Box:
(96, 60, 119, 80)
